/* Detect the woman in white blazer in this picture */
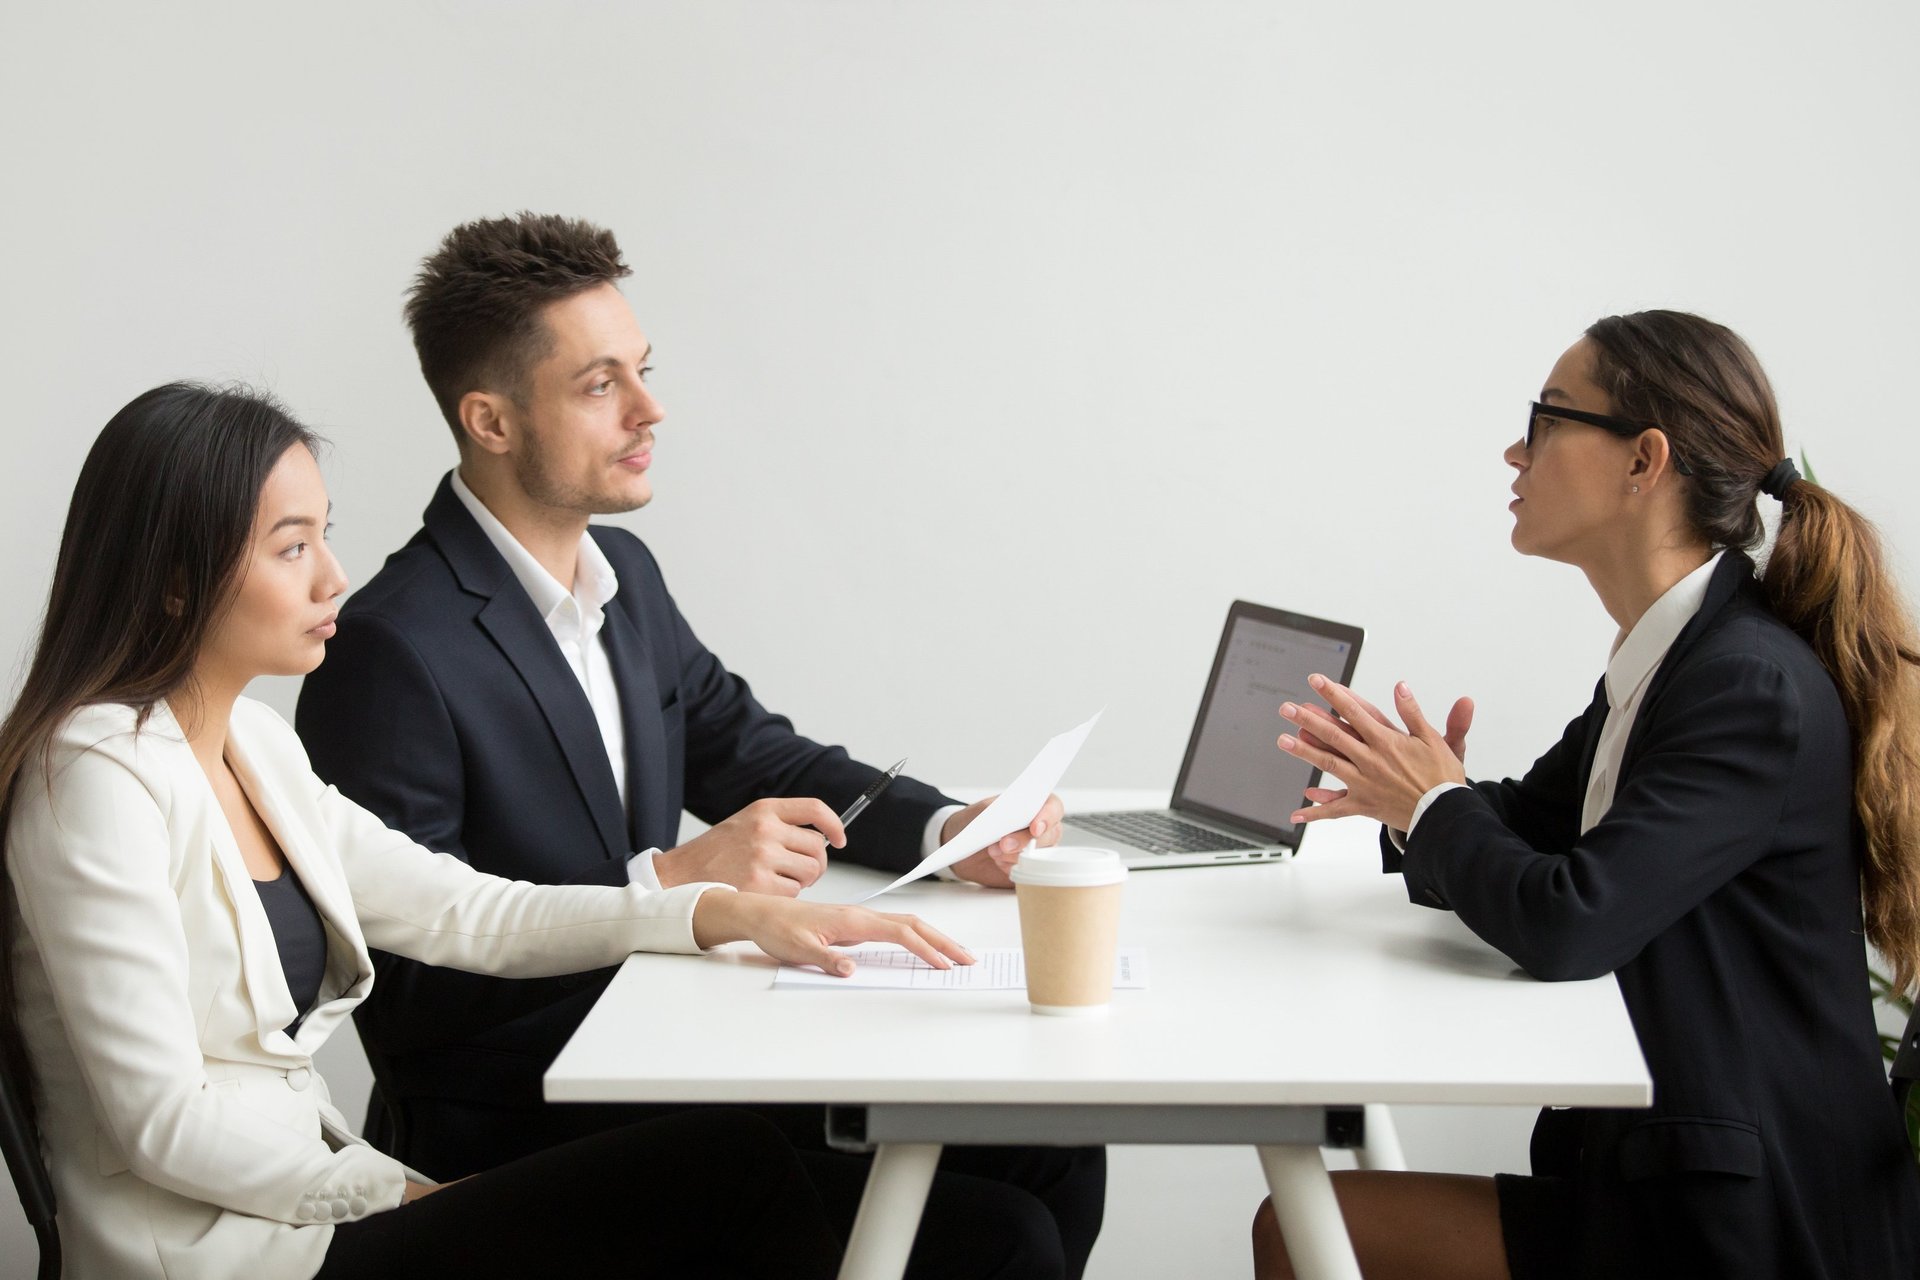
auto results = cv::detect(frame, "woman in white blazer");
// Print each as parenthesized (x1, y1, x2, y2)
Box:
(0, 383, 975, 1280)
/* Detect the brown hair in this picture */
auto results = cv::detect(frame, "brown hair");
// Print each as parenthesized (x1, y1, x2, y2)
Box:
(404, 212, 632, 443)
(1586, 310, 1920, 991)
(0, 383, 319, 1116)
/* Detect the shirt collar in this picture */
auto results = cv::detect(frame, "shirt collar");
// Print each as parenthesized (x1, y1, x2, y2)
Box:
(1604, 550, 1724, 709)
(448, 470, 620, 622)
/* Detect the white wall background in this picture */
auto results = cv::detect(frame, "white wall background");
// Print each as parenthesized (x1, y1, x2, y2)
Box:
(1, 1, 1916, 1275)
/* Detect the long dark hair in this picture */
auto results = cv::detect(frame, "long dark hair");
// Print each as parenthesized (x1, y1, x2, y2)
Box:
(1585, 311, 1920, 991)
(0, 382, 318, 1109)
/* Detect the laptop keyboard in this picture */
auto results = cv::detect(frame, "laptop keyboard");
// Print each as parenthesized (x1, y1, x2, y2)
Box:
(1070, 810, 1264, 855)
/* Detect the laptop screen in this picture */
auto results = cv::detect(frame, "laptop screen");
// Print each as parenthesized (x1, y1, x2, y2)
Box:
(1170, 602, 1365, 845)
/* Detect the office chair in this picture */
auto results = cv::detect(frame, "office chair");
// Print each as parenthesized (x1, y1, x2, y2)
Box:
(0, 1047, 58, 1280)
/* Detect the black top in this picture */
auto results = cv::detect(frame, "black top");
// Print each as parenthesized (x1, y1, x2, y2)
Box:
(253, 868, 326, 1036)
(1384, 551, 1920, 1278)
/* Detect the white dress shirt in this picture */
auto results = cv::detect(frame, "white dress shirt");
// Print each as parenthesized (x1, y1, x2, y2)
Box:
(450, 472, 663, 885)
(451, 472, 961, 882)
(1404, 551, 1724, 840)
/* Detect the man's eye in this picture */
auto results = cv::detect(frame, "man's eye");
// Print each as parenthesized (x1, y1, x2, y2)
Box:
(589, 380, 612, 395)
(639, 365, 654, 381)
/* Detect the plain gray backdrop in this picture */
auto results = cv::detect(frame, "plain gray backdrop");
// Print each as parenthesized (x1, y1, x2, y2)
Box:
(2, 2, 1916, 1275)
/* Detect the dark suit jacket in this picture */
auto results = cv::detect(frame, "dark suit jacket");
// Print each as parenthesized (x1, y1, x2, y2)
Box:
(295, 476, 956, 1116)
(1383, 552, 1920, 1278)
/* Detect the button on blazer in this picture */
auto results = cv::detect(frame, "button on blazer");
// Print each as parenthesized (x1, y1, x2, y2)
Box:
(6, 698, 717, 1280)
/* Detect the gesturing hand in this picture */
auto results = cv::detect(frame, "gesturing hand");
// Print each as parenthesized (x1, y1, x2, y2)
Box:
(1277, 675, 1473, 833)
(655, 797, 846, 896)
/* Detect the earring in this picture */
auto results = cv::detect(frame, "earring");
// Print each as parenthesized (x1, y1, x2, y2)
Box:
(1631, 485, 1640, 493)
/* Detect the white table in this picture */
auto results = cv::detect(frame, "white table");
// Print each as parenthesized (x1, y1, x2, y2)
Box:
(546, 795, 1650, 1280)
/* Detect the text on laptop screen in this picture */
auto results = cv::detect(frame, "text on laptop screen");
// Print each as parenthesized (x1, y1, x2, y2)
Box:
(1177, 615, 1355, 833)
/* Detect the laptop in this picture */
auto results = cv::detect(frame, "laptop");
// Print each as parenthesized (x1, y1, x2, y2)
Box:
(1061, 600, 1364, 868)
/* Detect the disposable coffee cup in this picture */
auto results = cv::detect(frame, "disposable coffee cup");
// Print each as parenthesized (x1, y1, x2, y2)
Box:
(1011, 846, 1127, 1016)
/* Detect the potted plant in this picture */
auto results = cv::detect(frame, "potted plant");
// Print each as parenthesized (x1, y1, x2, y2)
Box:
(1871, 967, 1919, 1164)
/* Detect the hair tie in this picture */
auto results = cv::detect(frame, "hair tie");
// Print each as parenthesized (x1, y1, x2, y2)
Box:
(1760, 458, 1801, 501)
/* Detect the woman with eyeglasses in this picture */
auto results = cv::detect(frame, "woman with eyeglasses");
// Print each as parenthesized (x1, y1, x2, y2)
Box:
(1256, 311, 1920, 1279)
(0, 382, 977, 1280)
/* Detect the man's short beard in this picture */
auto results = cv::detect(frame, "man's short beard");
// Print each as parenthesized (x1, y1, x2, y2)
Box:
(514, 415, 650, 516)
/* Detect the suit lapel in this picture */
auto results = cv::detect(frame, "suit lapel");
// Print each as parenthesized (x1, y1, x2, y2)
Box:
(425, 476, 629, 863)
(181, 734, 306, 1053)
(1620, 550, 1755, 769)
(1574, 676, 1609, 790)
(600, 594, 669, 851)
(475, 594, 630, 860)
(223, 727, 373, 1050)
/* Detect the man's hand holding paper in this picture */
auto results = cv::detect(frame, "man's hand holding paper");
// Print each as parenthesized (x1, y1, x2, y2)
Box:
(849, 712, 1101, 902)
(944, 792, 1067, 887)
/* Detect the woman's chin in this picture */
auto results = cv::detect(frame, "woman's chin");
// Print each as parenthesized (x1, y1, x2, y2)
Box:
(277, 641, 330, 678)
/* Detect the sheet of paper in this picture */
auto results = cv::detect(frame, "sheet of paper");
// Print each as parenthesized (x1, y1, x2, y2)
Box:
(773, 946, 1148, 991)
(845, 710, 1102, 903)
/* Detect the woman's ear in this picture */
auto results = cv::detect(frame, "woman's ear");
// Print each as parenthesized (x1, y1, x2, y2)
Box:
(1631, 430, 1677, 486)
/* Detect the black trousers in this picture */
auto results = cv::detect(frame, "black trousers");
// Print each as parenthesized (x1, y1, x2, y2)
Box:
(318, 1109, 840, 1279)
(379, 1094, 1106, 1280)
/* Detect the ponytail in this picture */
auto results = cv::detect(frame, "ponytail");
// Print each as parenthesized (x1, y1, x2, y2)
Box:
(1765, 478, 1920, 991)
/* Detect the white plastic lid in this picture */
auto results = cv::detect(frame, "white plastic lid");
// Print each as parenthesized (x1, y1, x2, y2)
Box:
(1010, 845, 1128, 888)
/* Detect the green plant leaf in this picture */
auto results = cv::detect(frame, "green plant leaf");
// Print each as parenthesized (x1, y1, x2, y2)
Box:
(1800, 450, 1818, 486)
(1870, 965, 1914, 1065)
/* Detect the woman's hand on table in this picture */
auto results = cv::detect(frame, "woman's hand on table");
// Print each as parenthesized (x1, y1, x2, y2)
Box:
(693, 891, 975, 977)
(1276, 675, 1473, 832)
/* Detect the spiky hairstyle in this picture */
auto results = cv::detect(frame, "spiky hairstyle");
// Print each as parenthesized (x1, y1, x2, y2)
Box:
(404, 212, 631, 439)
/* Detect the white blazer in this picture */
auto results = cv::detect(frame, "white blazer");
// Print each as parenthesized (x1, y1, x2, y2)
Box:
(5, 698, 721, 1280)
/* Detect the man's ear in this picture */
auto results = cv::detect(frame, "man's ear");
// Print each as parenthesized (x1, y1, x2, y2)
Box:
(458, 391, 515, 457)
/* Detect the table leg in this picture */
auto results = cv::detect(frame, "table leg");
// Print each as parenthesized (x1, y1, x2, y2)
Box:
(1356, 1103, 1407, 1171)
(837, 1141, 943, 1280)
(1257, 1143, 1362, 1280)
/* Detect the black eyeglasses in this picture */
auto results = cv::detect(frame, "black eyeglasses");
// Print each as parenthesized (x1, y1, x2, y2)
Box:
(1526, 401, 1694, 476)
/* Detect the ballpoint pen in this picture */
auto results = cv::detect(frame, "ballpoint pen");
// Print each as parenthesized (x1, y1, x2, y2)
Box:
(838, 757, 907, 830)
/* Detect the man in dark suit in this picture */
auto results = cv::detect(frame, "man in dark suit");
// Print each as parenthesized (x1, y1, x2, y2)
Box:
(296, 213, 1102, 1279)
